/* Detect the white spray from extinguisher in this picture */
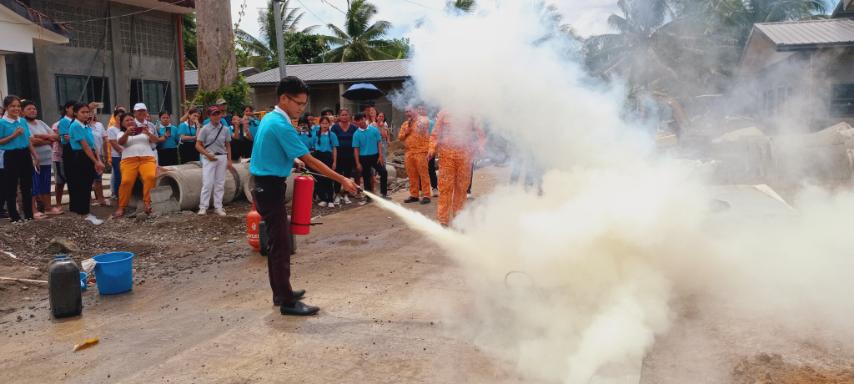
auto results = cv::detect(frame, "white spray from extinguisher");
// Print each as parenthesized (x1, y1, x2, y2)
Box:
(370, 2, 854, 383)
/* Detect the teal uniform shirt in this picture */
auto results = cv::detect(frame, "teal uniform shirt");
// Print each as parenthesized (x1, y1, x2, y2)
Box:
(298, 130, 313, 150)
(178, 122, 198, 143)
(313, 131, 339, 153)
(69, 120, 95, 151)
(352, 126, 382, 156)
(249, 108, 309, 178)
(247, 119, 260, 139)
(0, 117, 32, 150)
(57, 116, 73, 145)
(158, 125, 180, 149)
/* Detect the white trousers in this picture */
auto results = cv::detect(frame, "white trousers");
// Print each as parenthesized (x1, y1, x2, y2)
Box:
(200, 155, 227, 209)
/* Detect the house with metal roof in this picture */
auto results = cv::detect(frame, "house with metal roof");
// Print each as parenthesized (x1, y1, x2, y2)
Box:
(740, 2, 854, 129)
(3, 0, 194, 122)
(185, 59, 412, 128)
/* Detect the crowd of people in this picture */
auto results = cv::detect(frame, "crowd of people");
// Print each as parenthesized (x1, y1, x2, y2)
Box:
(1, 88, 482, 228)
(0, 96, 264, 224)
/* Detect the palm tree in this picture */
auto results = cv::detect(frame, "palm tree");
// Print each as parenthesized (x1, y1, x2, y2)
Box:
(321, 0, 397, 62)
(235, 0, 325, 68)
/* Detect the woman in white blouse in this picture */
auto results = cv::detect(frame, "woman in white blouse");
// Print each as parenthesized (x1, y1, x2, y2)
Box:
(112, 113, 158, 218)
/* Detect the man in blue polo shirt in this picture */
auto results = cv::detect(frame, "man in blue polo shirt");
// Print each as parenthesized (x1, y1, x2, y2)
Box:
(251, 76, 358, 317)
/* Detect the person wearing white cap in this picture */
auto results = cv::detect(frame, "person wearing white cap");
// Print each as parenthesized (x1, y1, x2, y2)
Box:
(133, 103, 159, 162)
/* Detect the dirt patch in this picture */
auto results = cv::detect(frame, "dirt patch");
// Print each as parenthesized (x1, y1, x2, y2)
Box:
(732, 353, 854, 384)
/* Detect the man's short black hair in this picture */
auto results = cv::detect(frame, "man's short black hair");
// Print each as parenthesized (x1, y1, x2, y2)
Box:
(277, 76, 309, 97)
(320, 108, 334, 116)
(353, 112, 366, 121)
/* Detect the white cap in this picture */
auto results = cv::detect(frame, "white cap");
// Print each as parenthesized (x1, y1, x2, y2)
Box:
(133, 103, 148, 111)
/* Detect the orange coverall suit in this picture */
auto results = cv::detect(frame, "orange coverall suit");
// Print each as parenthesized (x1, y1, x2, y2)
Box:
(429, 113, 485, 226)
(399, 117, 431, 199)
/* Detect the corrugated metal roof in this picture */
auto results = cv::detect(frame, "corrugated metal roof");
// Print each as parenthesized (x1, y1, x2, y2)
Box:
(755, 18, 854, 50)
(184, 67, 263, 87)
(244, 59, 411, 86)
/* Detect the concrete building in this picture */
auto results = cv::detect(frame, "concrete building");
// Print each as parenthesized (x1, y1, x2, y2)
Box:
(2, 0, 193, 122)
(185, 59, 412, 129)
(740, 1, 854, 131)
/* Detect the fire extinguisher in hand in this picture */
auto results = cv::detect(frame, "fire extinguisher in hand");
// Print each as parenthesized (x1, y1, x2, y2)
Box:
(291, 172, 315, 235)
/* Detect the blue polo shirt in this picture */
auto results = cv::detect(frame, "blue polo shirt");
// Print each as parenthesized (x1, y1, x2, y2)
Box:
(57, 116, 73, 145)
(250, 107, 309, 178)
(248, 119, 260, 139)
(178, 122, 198, 142)
(69, 120, 95, 151)
(158, 125, 179, 149)
(0, 116, 32, 150)
(352, 126, 381, 156)
(298, 130, 313, 150)
(313, 132, 339, 153)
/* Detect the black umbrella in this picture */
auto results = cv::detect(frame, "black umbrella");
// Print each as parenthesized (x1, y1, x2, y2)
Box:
(342, 83, 385, 101)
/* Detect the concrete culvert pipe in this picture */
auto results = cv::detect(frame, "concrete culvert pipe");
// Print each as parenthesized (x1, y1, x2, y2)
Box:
(158, 163, 245, 211)
(244, 169, 296, 204)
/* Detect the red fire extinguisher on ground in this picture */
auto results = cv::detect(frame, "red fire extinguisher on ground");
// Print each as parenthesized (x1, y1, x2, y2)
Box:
(291, 173, 315, 235)
(246, 202, 261, 251)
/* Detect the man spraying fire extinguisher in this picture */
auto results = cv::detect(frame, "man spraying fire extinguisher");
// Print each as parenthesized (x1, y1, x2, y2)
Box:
(250, 76, 359, 316)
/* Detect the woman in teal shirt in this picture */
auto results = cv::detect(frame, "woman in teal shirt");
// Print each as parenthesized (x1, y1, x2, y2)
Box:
(0, 95, 38, 222)
(178, 108, 201, 163)
(156, 111, 180, 166)
(67, 102, 105, 225)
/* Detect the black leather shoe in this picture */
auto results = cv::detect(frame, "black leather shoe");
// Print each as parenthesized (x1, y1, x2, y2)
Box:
(280, 301, 319, 316)
(420, 197, 431, 205)
(403, 197, 419, 203)
(273, 290, 306, 305)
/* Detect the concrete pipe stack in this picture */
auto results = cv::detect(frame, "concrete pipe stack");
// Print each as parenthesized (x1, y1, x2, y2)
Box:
(157, 162, 252, 211)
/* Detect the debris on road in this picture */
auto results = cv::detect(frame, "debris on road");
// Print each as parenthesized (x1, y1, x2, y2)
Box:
(73, 338, 99, 352)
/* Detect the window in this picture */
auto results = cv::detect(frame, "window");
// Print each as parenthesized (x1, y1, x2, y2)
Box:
(831, 84, 854, 117)
(55, 75, 111, 111)
(130, 80, 172, 114)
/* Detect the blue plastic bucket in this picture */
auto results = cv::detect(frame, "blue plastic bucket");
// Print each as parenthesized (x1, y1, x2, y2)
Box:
(80, 272, 88, 291)
(93, 252, 135, 295)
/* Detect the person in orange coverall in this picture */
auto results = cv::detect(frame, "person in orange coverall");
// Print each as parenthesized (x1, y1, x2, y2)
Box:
(428, 110, 485, 226)
(399, 107, 432, 205)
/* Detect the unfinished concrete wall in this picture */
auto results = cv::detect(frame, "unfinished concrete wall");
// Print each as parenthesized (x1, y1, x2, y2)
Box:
(30, 0, 181, 122)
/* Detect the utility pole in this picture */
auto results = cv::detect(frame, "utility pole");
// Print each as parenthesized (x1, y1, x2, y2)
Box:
(273, 0, 287, 79)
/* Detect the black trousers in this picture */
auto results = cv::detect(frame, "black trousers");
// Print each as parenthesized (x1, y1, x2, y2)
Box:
(3, 149, 34, 221)
(68, 151, 95, 215)
(179, 142, 199, 164)
(359, 154, 388, 196)
(428, 157, 438, 189)
(314, 151, 335, 202)
(157, 148, 178, 166)
(335, 150, 356, 194)
(0, 168, 6, 214)
(252, 176, 296, 304)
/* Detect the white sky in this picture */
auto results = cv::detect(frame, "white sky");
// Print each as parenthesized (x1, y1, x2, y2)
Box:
(230, 0, 617, 42)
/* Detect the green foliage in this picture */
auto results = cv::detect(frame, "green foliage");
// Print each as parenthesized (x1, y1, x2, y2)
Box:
(321, 0, 399, 62)
(285, 32, 330, 64)
(583, 0, 831, 100)
(182, 14, 198, 69)
(191, 77, 251, 115)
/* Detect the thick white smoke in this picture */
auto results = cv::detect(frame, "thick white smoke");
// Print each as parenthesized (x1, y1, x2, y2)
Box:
(371, 1, 854, 383)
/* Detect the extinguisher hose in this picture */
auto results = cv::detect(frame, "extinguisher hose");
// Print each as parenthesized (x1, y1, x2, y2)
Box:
(298, 169, 364, 193)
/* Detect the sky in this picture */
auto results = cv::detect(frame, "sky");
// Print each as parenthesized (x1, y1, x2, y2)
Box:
(230, 0, 618, 43)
